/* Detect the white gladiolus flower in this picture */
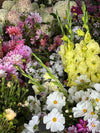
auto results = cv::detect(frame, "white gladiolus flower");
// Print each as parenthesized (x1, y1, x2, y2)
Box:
(43, 108, 65, 132)
(46, 91, 66, 111)
(22, 115, 39, 133)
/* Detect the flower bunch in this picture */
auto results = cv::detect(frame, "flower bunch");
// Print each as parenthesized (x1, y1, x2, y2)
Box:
(0, 77, 30, 133)
(59, 2, 100, 86)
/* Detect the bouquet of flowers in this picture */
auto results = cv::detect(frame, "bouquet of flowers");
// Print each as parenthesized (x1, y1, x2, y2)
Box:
(0, 0, 100, 133)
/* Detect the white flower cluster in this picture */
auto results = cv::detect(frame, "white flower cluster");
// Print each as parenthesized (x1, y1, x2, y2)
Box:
(53, 0, 77, 24)
(25, 61, 47, 81)
(49, 53, 64, 80)
(22, 90, 66, 133)
(67, 75, 100, 132)
(25, 47, 64, 82)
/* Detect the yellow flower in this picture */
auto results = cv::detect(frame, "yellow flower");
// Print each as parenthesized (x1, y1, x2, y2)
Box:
(86, 55, 100, 73)
(5, 108, 16, 121)
(43, 72, 51, 80)
(87, 39, 100, 55)
(84, 31, 91, 44)
(76, 29, 85, 36)
(32, 85, 40, 95)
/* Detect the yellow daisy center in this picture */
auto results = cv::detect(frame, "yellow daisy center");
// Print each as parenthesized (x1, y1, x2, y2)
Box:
(85, 97, 89, 100)
(83, 109, 87, 113)
(52, 117, 57, 122)
(79, 98, 82, 101)
(73, 9, 76, 11)
(92, 123, 95, 127)
(96, 98, 99, 102)
(80, 79, 84, 82)
(53, 100, 57, 104)
(63, 16, 66, 19)
(91, 112, 95, 115)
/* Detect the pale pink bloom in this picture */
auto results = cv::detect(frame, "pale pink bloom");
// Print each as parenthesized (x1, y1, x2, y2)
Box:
(4, 63, 18, 77)
(6, 26, 22, 38)
(30, 38, 35, 44)
(35, 30, 42, 40)
(3, 51, 23, 68)
(7, 10, 20, 26)
(30, 12, 42, 23)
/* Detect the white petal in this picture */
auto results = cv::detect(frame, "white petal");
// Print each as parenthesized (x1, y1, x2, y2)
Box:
(43, 116, 50, 124)
(56, 122, 64, 131)
(51, 123, 58, 132)
(46, 121, 52, 129)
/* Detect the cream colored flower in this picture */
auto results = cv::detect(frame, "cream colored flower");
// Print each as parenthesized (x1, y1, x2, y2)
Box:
(2, 0, 15, 11)
(5, 108, 16, 121)
(87, 39, 100, 55)
(17, 0, 33, 13)
(53, 0, 77, 24)
(40, 24, 52, 37)
(0, 9, 8, 25)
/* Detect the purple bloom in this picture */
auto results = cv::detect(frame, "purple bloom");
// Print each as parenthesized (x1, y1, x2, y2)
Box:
(30, 12, 42, 23)
(67, 125, 77, 133)
(76, 119, 90, 133)
(19, 45, 32, 59)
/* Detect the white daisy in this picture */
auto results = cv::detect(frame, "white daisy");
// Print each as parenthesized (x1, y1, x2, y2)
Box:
(90, 90, 100, 106)
(46, 91, 66, 111)
(22, 115, 39, 133)
(75, 75, 90, 84)
(72, 101, 93, 120)
(87, 118, 100, 133)
(73, 90, 85, 103)
(43, 108, 65, 132)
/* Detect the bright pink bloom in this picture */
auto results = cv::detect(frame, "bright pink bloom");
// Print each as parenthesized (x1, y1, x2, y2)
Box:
(76, 119, 90, 133)
(14, 39, 25, 51)
(40, 39, 47, 46)
(6, 26, 22, 38)
(8, 40, 17, 51)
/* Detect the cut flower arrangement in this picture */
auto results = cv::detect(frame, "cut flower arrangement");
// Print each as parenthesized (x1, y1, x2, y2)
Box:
(0, 1, 100, 133)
